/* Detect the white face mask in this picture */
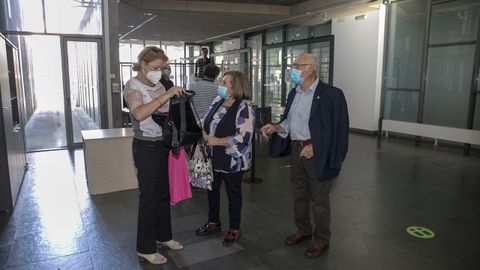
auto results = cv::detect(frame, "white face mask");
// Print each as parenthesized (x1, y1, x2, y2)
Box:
(146, 70, 163, 84)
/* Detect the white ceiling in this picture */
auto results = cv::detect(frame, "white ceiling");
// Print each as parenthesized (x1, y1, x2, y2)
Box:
(118, 0, 380, 43)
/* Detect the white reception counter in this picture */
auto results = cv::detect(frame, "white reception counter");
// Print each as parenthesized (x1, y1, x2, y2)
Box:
(81, 128, 138, 194)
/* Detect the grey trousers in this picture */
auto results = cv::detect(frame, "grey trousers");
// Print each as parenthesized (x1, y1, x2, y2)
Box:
(290, 143, 332, 244)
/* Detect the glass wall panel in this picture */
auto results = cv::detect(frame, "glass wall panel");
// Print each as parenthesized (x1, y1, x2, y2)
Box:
(286, 25, 310, 41)
(286, 45, 308, 92)
(265, 48, 283, 122)
(247, 35, 262, 106)
(430, 0, 480, 44)
(383, 90, 419, 122)
(385, 0, 426, 89)
(119, 42, 131, 62)
(265, 27, 283, 45)
(312, 22, 331, 37)
(44, 0, 102, 35)
(423, 45, 475, 128)
(4, 0, 44, 32)
(310, 41, 331, 84)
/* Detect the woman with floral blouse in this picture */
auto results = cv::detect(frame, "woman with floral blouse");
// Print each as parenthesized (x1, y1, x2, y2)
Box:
(195, 71, 255, 246)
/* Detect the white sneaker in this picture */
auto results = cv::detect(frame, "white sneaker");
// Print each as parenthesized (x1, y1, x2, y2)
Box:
(137, 252, 167, 264)
(157, 239, 184, 250)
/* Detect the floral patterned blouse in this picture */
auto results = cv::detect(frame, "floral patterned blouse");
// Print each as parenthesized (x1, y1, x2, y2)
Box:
(206, 96, 255, 173)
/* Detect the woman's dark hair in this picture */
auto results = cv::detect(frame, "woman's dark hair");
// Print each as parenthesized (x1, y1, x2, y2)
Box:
(203, 64, 220, 79)
(223, 71, 251, 100)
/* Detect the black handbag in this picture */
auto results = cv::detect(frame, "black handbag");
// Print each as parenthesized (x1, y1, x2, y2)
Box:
(152, 91, 202, 154)
(269, 132, 291, 158)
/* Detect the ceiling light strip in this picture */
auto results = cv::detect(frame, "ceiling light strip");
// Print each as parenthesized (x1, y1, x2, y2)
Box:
(120, 14, 158, 40)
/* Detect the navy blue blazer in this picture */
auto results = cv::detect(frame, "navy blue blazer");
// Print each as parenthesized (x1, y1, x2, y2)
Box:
(283, 80, 349, 181)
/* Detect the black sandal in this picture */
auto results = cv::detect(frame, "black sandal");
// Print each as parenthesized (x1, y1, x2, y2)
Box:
(222, 229, 241, 246)
(195, 222, 221, 236)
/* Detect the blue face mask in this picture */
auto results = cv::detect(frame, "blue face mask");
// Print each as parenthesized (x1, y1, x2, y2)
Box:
(290, 68, 304, 84)
(217, 85, 229, 99)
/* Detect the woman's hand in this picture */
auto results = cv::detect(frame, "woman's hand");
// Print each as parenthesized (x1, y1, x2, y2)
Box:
(167, 86, 185, 98)
(203, 131, 229, 146)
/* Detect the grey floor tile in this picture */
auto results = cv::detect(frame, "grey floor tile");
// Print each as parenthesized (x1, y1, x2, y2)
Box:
(168, 238, 243, 268)
(5, 252, 92, 270)
(182, 251, 265, 270)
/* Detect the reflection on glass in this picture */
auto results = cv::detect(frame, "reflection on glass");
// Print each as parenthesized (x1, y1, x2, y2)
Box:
(430, 0, 480, 44)
(310, 42, 331, 84)
(67, 41, 101, 144)
(5, 0, 44, 32)
(44, 0, 102, 35)
(286, 25, 310, 41)
(265, 27, 283, 45)
(385, 0, 426, 89)
(265, 48, 283, 122)
(312, 22, 332, 37)
(423, 45, 475, 128)
(383, 90, 419, 122)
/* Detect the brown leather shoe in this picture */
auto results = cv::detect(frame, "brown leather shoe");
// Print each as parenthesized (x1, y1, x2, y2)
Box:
(195, 222, 221, 236)
(285, 233, 312, 246)
(305, 242, 329, 258)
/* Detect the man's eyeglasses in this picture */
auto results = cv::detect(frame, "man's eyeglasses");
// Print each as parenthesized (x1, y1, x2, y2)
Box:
(290, 63, 312, 69)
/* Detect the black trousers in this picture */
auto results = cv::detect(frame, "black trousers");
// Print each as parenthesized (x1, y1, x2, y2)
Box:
(208, 171, 244, 229)
(291, 143, 332, 244)
(132, 138, 172, 254)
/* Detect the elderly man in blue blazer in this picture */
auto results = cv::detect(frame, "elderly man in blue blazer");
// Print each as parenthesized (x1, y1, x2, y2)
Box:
(261, 53, 349, 258)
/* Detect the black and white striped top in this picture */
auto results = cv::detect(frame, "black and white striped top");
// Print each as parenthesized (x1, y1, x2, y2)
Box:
(190, 79, 218, 120)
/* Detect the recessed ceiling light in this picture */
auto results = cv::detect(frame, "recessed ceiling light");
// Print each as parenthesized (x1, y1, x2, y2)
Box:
(127, 25, 135, 28)
(118, 33, 122, 36)
(144, 12, 153, 16)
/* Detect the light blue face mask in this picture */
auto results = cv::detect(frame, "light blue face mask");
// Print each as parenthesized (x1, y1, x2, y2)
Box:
(290, 68, 304, 84)
(217, 85, 229, 99)
(162, 69, 171, 77)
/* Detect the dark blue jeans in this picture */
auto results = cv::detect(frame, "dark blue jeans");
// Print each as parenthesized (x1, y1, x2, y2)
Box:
(132, 138, 172, 254)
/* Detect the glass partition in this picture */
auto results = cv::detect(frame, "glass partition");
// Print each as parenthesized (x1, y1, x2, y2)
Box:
(429, 0, 479, 45)
(4, 0, 44, 32)
(384, 0, 426, 90)
(423, 45, 475, 128)
(44, 0, 102, 35)
(264, 47, 283, 122)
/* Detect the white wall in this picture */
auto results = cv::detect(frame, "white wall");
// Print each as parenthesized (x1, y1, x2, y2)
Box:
(332, 7, 385, 132)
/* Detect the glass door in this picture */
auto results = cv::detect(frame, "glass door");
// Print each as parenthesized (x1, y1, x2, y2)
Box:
(62, 38, 103, 146)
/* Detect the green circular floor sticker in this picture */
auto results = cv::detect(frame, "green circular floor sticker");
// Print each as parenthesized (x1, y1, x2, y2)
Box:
(406, 226, 435, 239)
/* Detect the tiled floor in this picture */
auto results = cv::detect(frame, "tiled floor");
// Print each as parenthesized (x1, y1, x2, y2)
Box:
(1, 134, 480, 269)
(25, 108, 99, 151)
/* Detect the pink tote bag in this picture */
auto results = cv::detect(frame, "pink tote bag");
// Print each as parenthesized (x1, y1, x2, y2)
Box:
(168, 148, 192, 205)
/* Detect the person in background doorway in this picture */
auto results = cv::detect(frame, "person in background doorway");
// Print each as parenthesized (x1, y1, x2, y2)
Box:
(160, 64, 174, 90)
(260, 53, 349, 258)
(194, 47, 212, 78)
(190, 63, 221, 120)
(123, 46, 185, 265)
(195, 71, 255, 246)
